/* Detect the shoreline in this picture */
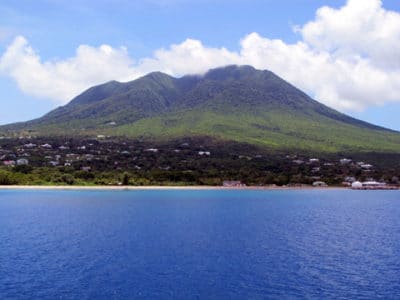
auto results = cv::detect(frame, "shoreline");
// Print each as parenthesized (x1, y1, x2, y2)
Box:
(0, 185, 351, 191)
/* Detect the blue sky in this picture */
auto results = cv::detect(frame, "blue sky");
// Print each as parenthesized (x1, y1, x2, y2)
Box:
(0, 0, 400, 130)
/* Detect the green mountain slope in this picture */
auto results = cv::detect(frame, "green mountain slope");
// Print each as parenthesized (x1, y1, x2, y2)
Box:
(1, 65, 400, 152)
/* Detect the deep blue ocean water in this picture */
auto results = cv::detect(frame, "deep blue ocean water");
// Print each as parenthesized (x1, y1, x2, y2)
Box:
(0, 189, 399, 299)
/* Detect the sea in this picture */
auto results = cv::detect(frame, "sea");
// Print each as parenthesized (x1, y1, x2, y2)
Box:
(0, 189, 399, 299)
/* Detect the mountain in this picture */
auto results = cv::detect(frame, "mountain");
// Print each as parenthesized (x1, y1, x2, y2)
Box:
(2, 65, 400, 152)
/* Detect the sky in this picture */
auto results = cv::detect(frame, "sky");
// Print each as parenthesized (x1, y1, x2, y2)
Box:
(0, 0, 400, 130)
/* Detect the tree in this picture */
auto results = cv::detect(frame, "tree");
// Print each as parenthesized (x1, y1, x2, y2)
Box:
(0, 170, 18, 185)
(122, 172, 130, 185)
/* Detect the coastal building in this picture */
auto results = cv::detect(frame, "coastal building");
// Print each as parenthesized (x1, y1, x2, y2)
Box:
(362, 181, 386, 188)
(352, 181, 388, 189)
(344, 176, 356, 183)
(351, 181, 363, 189)
(312, 181, 328, 187)
(223, 181, 246, 187)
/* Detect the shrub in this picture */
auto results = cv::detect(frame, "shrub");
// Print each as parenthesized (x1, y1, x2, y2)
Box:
(0, 170, 18, 185)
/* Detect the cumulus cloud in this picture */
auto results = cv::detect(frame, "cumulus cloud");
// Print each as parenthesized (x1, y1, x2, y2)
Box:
(238, 32, 400, 111)
(137, 39, 242, 76)
(299, 0, 400, 70)
(0, 36, 138, 102)
(0, 0, 399, 111)
(0, 36, 241, 103)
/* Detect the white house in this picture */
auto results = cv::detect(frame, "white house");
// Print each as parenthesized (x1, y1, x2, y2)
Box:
(360, 164, 373, 169)
(198, 151, 210, 156)
(340, 158, 352, 165)
(352, 181, 386, 189)
(24, 143, 37, 148)
(16, 158, 29, 165)
(312, 181, 328, 187)
(351, 181, 363, 189)
(223, 181, 246, 187)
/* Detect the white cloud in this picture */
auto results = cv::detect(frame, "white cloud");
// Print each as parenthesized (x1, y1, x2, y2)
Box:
(299, 0, 400, 70)
(137, 39, 242, 76)
(0, 36, 241, 103)
(0, 36, 138, 102)
(0, 0, 399, 112)
(238, 32, 400, 111)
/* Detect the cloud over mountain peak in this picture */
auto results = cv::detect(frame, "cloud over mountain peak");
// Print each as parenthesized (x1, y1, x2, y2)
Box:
(1, 0, 399, 112)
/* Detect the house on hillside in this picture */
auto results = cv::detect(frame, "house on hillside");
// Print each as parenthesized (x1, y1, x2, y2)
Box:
(3, 160, 16, 166)
(360, 164, 373, 170)
(340, 158, 352, 165)
(16, 158, 29, 165)
(198, 151, 210, 156)
(24, 143, 37, 148)
(293, 160, 304, 165)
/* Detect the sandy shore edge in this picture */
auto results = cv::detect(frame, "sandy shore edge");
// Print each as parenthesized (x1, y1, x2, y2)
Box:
(0, 185, 348, 191)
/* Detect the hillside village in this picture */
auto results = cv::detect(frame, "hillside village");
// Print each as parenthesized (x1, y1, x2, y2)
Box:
(0, 136, 399, 187)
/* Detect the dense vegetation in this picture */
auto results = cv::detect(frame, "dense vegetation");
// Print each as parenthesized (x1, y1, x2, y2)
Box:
(1, 137, 399, 186)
